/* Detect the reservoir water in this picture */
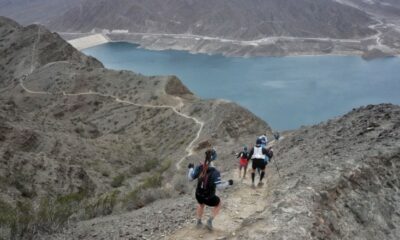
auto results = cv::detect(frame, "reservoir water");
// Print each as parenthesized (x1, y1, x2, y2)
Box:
(83, 42, 400, 130)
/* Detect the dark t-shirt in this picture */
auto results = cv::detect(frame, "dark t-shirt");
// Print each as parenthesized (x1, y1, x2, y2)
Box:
(191, 165, 221, 197)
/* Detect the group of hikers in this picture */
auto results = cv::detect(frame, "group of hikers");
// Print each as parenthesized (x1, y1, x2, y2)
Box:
(187, 133, 276, 231)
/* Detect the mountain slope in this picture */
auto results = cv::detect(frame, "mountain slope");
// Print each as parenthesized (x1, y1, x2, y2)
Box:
(0, 0, 84, 25)
(0, 16, 269, 239)
(3, 0, 397, 57)
(49, 0, 375, 40)
(40, 104, 400, 240)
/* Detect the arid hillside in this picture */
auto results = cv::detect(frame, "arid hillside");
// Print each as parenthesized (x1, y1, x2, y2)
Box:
(0, 17, 269, 239)
(0, 16, 399, 240)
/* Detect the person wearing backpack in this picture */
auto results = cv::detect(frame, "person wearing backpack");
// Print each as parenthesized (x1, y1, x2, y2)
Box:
(187, 149, 233, 231)
(236, 146, 249, 179)
(257, 134, 268, 147)
(210, 147, 217, 161)
(247, 138, 273, 188)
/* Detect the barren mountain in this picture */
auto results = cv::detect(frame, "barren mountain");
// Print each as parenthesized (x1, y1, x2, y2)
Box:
(0, 17, 269, 239)
(49, 0, 376, 39)
(0, 0, 84, 25)
(1, 16, 399, 240)
(3, 0, 400, 57)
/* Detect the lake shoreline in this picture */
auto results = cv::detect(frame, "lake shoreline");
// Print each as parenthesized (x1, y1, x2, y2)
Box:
(83, 42, 400, 130)
(66, 33, 399, 60)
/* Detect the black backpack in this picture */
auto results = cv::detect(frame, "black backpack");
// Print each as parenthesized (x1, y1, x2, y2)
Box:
(196, 167, 216, 198)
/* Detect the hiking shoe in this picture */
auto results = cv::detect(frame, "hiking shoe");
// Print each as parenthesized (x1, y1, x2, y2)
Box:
(206, 218, 213, 231)
(196, 219, 202, 228)
(251, 183, 256, 189)
(258, 182, 264, 187)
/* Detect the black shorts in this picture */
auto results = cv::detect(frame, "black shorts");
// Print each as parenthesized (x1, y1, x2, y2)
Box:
(195, 194, 220, 207)
(252, 158, 267, 170)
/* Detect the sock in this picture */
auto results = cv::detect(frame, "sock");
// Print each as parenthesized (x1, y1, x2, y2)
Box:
(260, 172, 265, 182)
(251, 172, 255, 183)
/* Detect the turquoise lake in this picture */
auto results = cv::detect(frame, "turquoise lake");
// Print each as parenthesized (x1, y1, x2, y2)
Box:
(83, 42, 400, 130)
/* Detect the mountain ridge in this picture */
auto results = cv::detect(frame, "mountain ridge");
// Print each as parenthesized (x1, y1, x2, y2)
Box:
(1, 16, 399, 240)
(2, 0, 400, 57)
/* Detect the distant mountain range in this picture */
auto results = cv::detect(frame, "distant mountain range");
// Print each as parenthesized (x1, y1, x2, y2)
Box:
(0, 0, 376, 39)
(0, 0, 399, 56)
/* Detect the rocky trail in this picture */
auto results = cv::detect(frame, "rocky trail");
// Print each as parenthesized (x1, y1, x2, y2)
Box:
(168, 140, 279, 240)
(167, 175, 271, 240)
(20, 74, 205, 171)
(20, 26, 205, 172)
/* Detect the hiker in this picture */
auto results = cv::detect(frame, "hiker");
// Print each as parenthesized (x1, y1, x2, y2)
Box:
(257, 134, 268, 147)
(187, 149, 233, 230)
(236, 146, 249, 179)
(210, 147, 217, 161)
(274, 132, 280, 141)
(247, 138, 273, 187)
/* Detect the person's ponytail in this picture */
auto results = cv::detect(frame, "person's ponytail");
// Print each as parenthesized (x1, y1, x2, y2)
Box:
(200, 149, 212, 179)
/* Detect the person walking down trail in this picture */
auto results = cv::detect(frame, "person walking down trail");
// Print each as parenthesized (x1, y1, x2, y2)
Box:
(210, 147, 217, 161)
(247, 138, 273, 188)
(236, 146, 249, 179)
(273, 132, 280, 141)
(188, 149, 233, 231)
(257, 134, 268, 148)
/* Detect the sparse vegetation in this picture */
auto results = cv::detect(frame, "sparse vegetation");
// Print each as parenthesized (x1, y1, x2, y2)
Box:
(123, 159, 172, 210)
(84, 190, 119, 219)
(111, 174, 125, 188)
(0, 188, 90, 239)
(172, 175, 190, 194)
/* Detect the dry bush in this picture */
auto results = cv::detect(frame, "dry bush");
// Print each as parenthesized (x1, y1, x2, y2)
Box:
(172, 175, 191, 194)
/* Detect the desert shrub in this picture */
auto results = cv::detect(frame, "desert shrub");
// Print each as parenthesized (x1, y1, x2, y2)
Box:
(84, 191, 119, 219)
(111, 174, 125, 188)
(136, 188, 169, 208)
(172, 175, 190, 194)
(0, 199, 35, 239)
(128, 158, 158, 175)
(12, 174, 35, 198)
(34, 189, 89, 233)
(123, 159, 172, 210)
(142, 173, 162, 189)
(101, 170, 110, 177)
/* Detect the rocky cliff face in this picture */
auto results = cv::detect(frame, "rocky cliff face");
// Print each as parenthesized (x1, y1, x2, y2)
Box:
(0, 17, 269, 239)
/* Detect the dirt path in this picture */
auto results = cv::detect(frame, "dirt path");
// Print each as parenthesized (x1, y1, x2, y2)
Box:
(167, 140, 278, 240)
(20, 30, 205, 171)
(167, 173, 270, 240)
(20, 75, 204, 170)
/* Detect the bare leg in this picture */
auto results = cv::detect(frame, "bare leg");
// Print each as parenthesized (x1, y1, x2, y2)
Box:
(197, 204, 205, 220)
(207, 201, 222, 230)
(243, 165, 248, 178)
(238, 166, 242, 178)
(212, 202, 221, 218)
